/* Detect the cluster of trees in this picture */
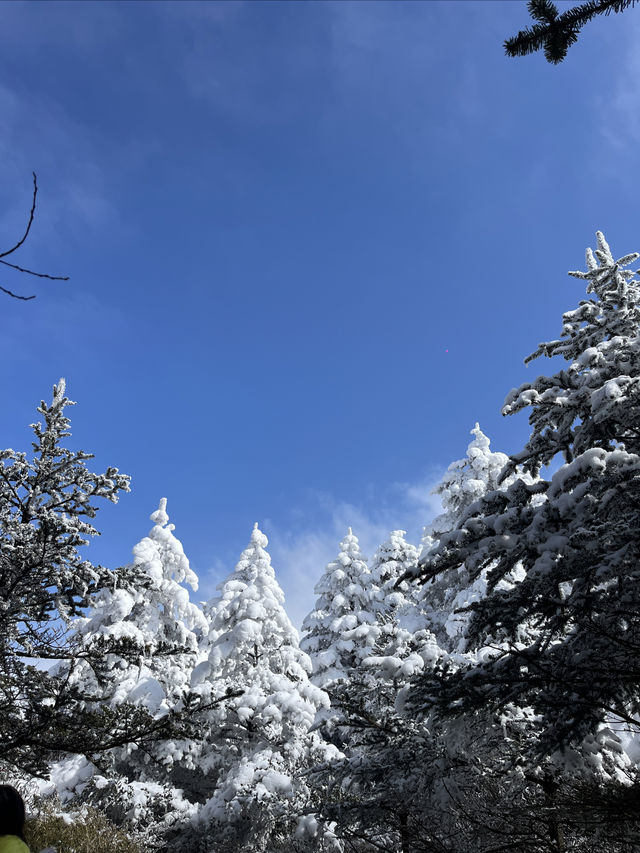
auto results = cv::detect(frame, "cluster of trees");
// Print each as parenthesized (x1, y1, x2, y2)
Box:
(3, 232, 640, 851)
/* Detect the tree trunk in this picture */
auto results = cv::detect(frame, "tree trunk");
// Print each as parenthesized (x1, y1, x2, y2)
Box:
(541, 775, 565, 853)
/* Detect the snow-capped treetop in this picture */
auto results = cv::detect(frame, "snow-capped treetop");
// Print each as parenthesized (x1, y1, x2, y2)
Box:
(195, 525, 330, 847)
(360, 529, 442, 680)
(203, 523, 327, 736)
(503, 231, 640, 475)
(412, 234, 640, 762)
(428, 424, 509, 541)
(208, 522, 297, 670)
(301, 529, 375, 687)
(417, 425, 530, 650)
(82, 498, 207, 649)
(146, 497, 198, 594)
(368, 530, 419, 614)
(303, 528, 369, 621)
(73, 498, 207, 713)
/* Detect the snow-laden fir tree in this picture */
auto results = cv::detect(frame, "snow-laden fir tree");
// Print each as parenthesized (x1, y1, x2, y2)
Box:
(419, 423, 531, 652)
(54, 499, 211, 843)
(368, 529, 420, 616)
(429, 423, 509, 534)
(190, 524, 337, 853)
(412, 232, 640, 770)
(300, 528, 375, 689)
(362, 529, 440, 680)
(72, 498, 208, 713)
(308, 527, 445, 853)
(0, 379, 139, 778)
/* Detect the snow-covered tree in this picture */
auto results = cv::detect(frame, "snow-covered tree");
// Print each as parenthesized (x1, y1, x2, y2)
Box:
(50, 499, 213, 845)
(301, 529, 448, 853)
(368, 529, 419, 617)
(361, 529, 440, 682)
(301, 529, 374, 689)
(412, 232, 640, 763)
(419, 423, 528, 651)
(0, 379, 141, 777)
(429, 423, 510, 536)
(72, 497, 208, 714)
(190, 524, 334, 853)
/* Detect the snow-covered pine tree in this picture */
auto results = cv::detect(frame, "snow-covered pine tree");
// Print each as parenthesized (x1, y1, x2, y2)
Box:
(430, 424, 510, 534)
(419, 423, 529, 651)
(369, 529, 420, 618)
(308, 531, 444, 853)
(0, 379, 139, 778)
(54, 499, 211, 843)
(412, 232, 640, 764)
(362, 529, 439, 678)
(191, 524, 334, 853)
(300, 528, 375, 689)
(72, 498, 207, 714)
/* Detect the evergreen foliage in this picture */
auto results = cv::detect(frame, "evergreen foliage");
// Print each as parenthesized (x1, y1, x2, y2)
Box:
(70, 498, 208, 714)
(505, 0, 637, 64)
(0, 380, 143, 776)
(413, 233, 640, 765)
(57, 499, 214, 843)
(192, 524, 334, 852)
(420, 423, 523, 651)
(5, 249, 640, 853)
(301, 529, 373, 689)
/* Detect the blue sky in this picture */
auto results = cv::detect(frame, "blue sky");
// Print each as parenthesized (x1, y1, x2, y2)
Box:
(1, 0, 639, 626)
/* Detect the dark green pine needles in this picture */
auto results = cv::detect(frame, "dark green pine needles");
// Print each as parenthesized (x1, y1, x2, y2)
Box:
(505, 0, 637, 64)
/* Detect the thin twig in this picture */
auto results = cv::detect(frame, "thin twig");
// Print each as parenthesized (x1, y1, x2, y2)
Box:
(0, 285, 35, 301)
(0, 258, 68, 281)
(0, 171, 70, 299)
(0, 171, 37, 259)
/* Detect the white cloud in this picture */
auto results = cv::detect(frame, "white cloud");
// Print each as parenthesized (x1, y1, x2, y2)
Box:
(595, 14, 640, 153)
(269, 473, 444, 630)
(0, 80, 115, 262)
(199, 470, 444, 631)
(0, 1, 123, 54)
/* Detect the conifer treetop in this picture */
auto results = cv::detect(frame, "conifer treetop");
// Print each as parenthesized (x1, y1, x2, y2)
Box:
(411, 233, 640, 759)
(301, 529, 376, 687)
(196, 525, 330, 846)
(428, 423, 509, 540)
(503, 231, 640, 475)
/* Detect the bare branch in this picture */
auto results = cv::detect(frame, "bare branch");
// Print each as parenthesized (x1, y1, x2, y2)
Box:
(0, 257, 69, 281)
(0, 284, 35, 301)
(0, 172, 70, 299)
(0, 171, 37, 259)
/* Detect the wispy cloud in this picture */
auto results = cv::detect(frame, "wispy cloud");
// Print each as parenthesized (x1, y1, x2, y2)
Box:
(0, 1, 123, 55)
(0, 81, 115, 261)
(200, 470, 444, 630)
(177, 2, 326, 126)
(325, 2, 496, 148)
(270, 474, 444, 629)
(595, 14, 640, 154)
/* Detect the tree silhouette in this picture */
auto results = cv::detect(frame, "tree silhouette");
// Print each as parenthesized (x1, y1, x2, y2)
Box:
(1, 172, 68, 300)
(505, 0, 637, 64)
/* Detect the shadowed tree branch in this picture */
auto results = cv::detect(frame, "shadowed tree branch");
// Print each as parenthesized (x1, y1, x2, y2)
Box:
(1, 172, 69, 300)
(505, 0, 637, 64)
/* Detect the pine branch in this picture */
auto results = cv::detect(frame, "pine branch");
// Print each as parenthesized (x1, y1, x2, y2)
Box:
(505, 0, 637, 63)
